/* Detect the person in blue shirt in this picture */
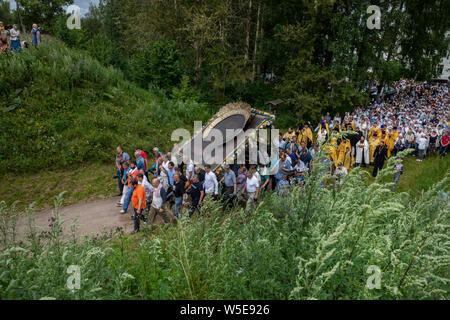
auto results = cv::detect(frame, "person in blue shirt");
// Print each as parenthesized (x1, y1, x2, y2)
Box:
(286, 148, 297, 164)
(275, 153, 292, 183)
(135, 151, 145, 171)
(279, 138, 287, 150)
(117, 162, 131, 207)
(300, 148, 313, 170)
(31, 24, 41, 48)
(115, 146, 130, 196)
(189, 175, 205, 217)
(154, 157, 163, 178)
(167, 162, 176, 188)
(277, 174, 290, 196)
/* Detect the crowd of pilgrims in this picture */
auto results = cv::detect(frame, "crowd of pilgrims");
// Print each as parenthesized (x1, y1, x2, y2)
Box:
(114, 79, 449, 233)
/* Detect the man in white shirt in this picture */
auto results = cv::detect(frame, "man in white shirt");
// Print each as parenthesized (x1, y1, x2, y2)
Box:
(9, 24, 21, 52)
(243, 171, 259, 213)
(159, 155, 170, 190)
(186, 160, 195, 181)
(294, 159, 306, 173)
(137, 172, 153, 207)
(250, 166, 261, 183)
(417, 134, 429, 162)
(203, 164, 219, 196)
(334, 162, 348, 186)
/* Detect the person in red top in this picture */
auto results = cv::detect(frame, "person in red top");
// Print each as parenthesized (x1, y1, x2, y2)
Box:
(135, 147, 149, 180)
(128, 162, 139, 186)
(131, 179, 147, 234)
(439, 129, 449, 157)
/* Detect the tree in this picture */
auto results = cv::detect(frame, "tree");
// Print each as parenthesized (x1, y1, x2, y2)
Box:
(399, 0, 450, 80)
(0, 1, 12, 24)
(129, 39, 183, 91)
(20, 0, 73, 31)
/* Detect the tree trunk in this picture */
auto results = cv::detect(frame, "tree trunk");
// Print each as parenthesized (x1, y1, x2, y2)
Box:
(257, 10, 263, 81)
(252, 2, 261, 81)
(194, 40, 201, 89)
(245, 0, 253, 63)
(16, 1, 26, 35)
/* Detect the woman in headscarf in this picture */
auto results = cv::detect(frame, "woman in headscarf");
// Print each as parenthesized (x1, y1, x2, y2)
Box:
(0, 21, 9, 53)
(31, 24, 41, 48)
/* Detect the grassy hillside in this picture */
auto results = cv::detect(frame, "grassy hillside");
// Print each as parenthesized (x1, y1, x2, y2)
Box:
(363, 155, 450, 196)
(0, 41, 213, 174)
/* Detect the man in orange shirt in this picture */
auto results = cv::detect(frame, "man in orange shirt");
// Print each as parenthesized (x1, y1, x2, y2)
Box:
(131, 179, 147, 234)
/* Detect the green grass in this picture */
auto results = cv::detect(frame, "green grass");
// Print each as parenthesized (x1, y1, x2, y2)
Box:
(0, 162, 116, 210)
(361, 154, 450, 197)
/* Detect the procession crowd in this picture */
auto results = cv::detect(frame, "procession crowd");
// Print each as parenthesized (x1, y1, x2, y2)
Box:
(114, 79, 449, 233)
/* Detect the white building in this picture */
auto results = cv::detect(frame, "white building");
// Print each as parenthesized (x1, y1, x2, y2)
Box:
(440, 55, 450, 80)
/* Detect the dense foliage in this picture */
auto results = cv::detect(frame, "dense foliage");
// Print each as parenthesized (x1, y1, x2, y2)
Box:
(0, 153, 448, 299)
(2, 0, 448, 122)
(0, 42, 212, 173)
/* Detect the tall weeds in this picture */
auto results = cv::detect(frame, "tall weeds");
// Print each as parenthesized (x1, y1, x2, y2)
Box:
(0, 154, 448, 299)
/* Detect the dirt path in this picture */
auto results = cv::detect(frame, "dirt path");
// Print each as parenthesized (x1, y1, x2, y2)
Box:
(18, 196, 165, 237)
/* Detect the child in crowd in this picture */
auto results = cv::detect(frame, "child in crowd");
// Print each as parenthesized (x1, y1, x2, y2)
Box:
(277, 174, 290, 197)
(393, 157, 404, 190)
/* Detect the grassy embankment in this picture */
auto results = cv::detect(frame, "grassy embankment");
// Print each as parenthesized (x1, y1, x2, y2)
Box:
(0, 41, 213, 209)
